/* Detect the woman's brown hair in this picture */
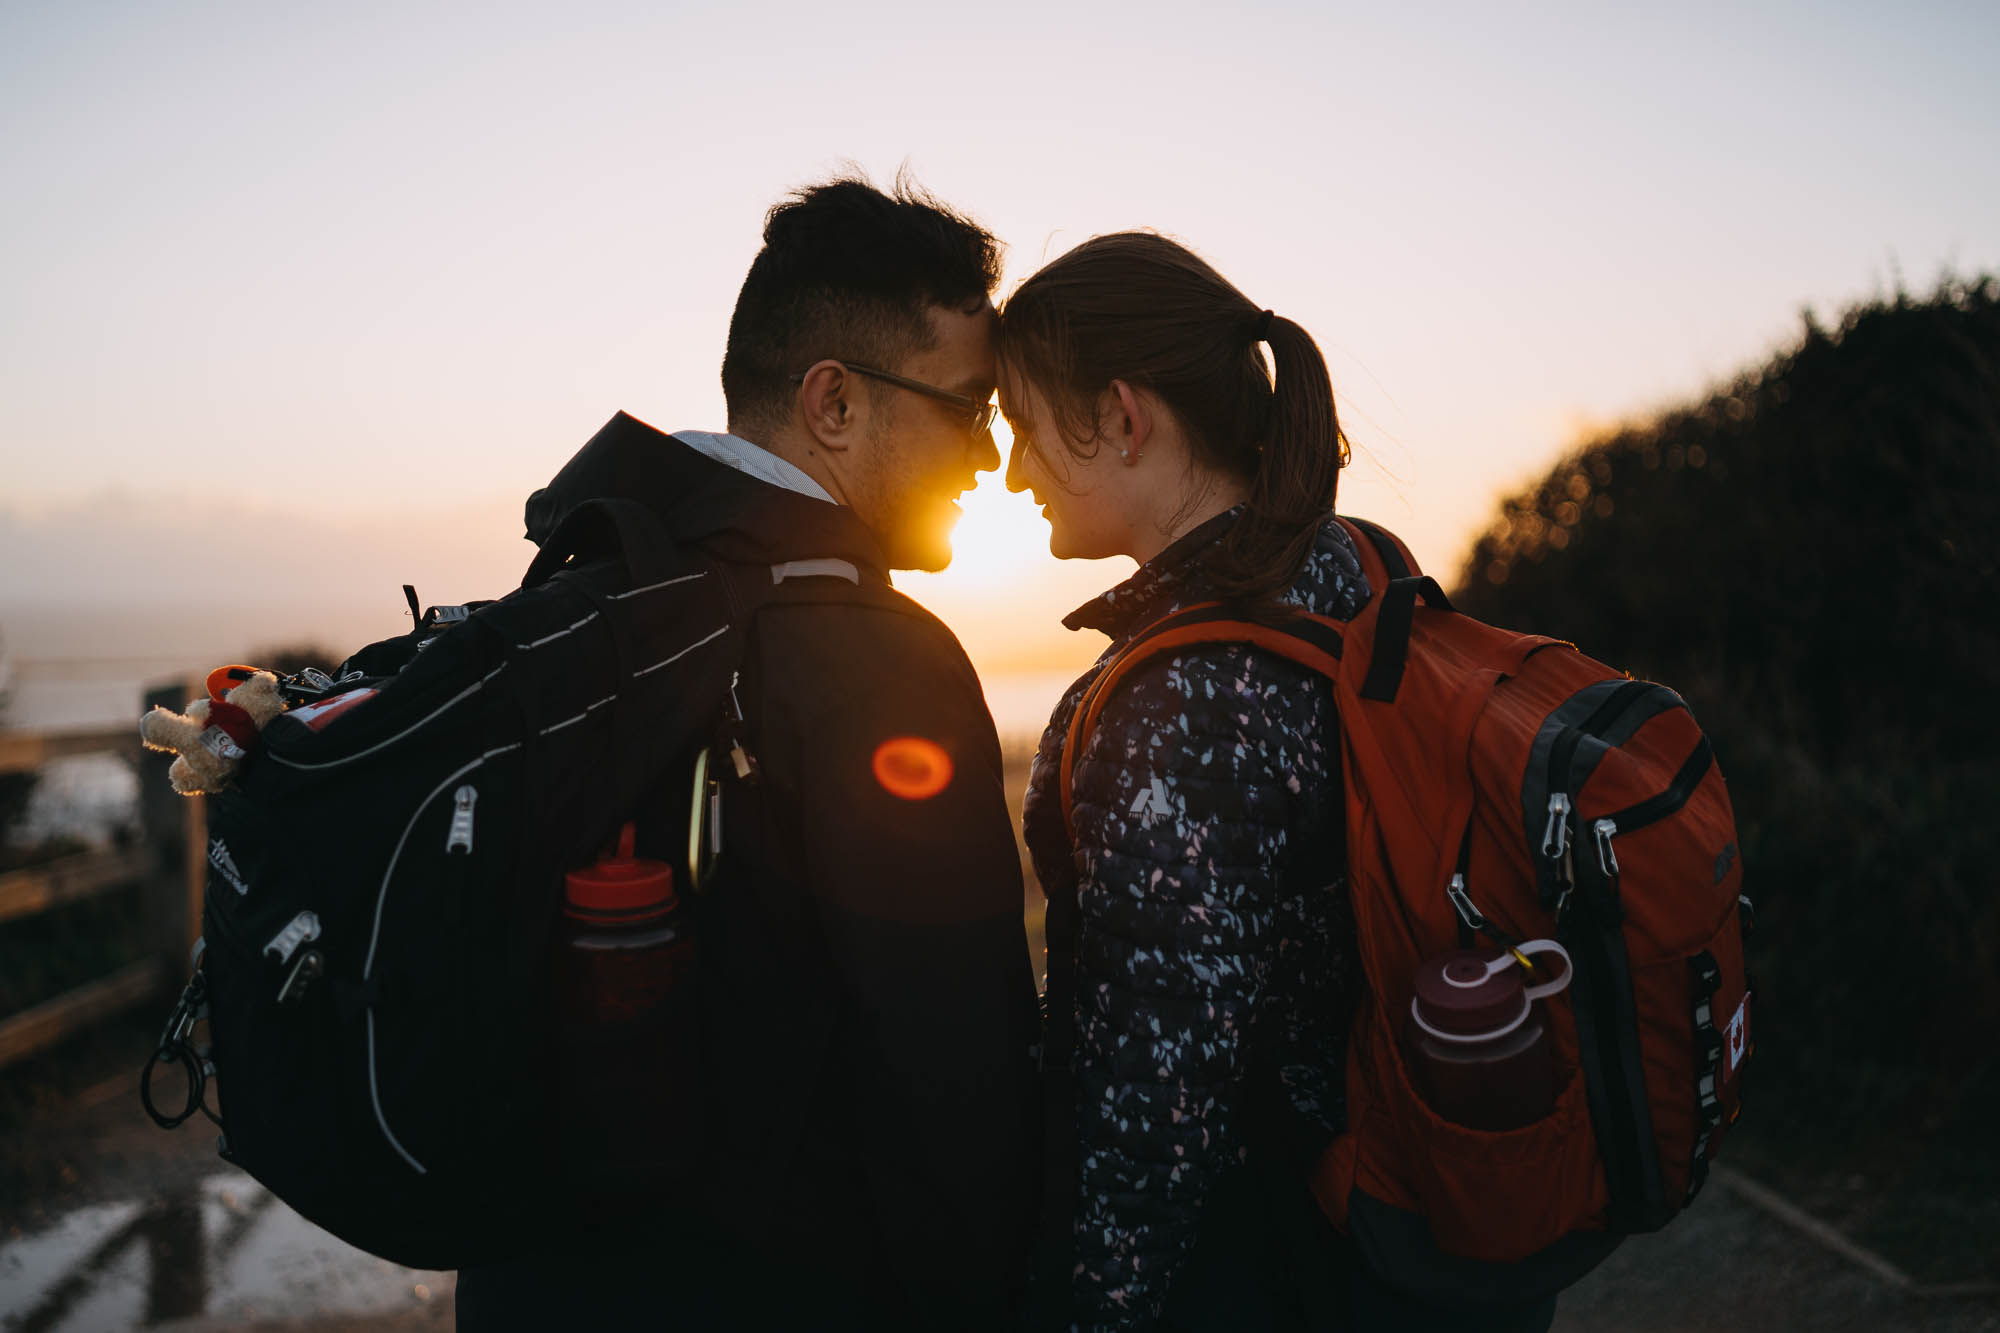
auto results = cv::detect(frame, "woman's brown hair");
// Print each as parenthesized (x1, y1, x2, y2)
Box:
(999, 231, 1349, 603)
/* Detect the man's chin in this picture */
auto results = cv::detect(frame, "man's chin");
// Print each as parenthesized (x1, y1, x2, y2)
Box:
(883, 505, 960, 573)
(887, 539, 955, 574)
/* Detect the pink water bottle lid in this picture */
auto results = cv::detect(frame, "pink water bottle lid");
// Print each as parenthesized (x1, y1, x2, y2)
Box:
(1410, 942, 1572, 1043)
(1413, 950, 1527, 1038)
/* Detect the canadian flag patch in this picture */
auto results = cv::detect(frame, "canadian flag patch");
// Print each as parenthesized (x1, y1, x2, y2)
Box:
(287, 688, 380, 732)
(1725, 992, 1752, 1074)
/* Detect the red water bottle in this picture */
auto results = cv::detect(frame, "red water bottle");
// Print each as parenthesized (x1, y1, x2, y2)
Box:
(1404, 939, 1572, 1131)
(551, 822, 699, 1198)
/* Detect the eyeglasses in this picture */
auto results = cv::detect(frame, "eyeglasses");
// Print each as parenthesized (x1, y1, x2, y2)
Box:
(792, 360, 997, 439)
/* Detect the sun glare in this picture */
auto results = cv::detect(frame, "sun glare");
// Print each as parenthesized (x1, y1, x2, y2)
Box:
(899, 415, 1129, 700)
(939, 418, 1045, 586)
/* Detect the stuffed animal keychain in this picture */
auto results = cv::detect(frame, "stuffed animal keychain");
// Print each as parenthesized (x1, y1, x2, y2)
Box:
(140, 667, 289, 795)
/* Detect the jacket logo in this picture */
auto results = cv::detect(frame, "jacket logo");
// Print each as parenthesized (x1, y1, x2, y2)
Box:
(209, 838, 250, 895)
(1713, 842, 1738, 885)
(1128, 777, 1174, 825)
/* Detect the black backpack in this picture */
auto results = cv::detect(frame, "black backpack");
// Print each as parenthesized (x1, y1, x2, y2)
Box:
(142, 496, 844, 1268)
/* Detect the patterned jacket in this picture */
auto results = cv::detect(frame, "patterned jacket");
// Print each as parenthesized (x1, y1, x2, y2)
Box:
(1022, 509, 1370, 1331)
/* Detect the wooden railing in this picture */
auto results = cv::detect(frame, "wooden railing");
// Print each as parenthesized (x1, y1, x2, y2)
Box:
(0, 681, 201, 1071)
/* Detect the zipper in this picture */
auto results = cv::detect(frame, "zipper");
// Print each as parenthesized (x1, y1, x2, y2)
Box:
(1597, 735, 1715, 835)
(446, 785, 478, 853)
(1538, 682, 1657, 909)
(1544, 680, 1657, 804)
(363, 753, 509, 1175)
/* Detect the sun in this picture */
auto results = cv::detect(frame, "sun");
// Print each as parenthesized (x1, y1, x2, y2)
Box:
(935, 417, 1048, 587)
(898, 415, 1133, 683)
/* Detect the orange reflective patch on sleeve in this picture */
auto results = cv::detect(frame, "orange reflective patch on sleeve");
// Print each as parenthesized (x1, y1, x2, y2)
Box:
(871, 736, 954, 800)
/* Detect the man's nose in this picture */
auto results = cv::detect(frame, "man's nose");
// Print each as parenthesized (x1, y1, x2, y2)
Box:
(972, 425, 1001, 477)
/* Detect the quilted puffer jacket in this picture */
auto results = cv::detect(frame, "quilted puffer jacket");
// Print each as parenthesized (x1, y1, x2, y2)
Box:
(1022, 508, 1370, 1331)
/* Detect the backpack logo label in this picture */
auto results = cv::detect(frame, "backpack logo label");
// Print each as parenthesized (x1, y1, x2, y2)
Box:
(1725, 992, 1751, 1074)
(1713, 841, 1738, 884)
(209, 838, 250, 895)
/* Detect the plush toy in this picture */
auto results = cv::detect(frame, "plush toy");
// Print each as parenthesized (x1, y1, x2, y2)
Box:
(140, 669, 288, 795)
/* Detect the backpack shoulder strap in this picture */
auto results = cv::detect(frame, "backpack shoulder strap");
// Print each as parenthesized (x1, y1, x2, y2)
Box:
(1057, 603, 1347, 839)
(1333, 515, 1455, 703)
(1339, 515, 1420, 582)
(1054, 514, 1447, 834)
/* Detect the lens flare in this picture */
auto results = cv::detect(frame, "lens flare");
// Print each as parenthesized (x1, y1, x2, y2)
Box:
(871, 736, 954, 800)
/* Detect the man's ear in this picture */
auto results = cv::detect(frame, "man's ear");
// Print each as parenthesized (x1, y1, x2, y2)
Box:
(1107, 379, 1153, 462)
(798, 359, 859, 453)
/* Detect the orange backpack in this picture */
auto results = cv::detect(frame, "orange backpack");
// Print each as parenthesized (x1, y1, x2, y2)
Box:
(1058, 516, 1751, 1303)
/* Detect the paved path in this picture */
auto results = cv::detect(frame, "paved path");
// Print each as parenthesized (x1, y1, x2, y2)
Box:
(6, 1041, 1998, 1331)
(1556, 1175, 2000, 1333)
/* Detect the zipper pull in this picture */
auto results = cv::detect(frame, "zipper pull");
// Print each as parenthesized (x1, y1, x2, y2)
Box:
(1593, 818, 1621, 878)
(724, 671, 760, 782)
(1543, 792, 1576, 917)
(263, 910, 322, 965)
(1446, 873, 1488, 935)
(276, 949, 324, 1005)
(1541, 793, 1572, 861)
(447, 785, 478, 853)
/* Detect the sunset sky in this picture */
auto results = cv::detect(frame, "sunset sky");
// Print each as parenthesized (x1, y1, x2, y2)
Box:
(3, 1, 1996, 729)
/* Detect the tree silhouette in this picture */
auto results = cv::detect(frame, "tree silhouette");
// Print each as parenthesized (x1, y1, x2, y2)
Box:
(1452, 278, 2000, 1129)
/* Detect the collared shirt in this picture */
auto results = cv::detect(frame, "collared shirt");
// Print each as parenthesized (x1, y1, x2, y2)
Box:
(672, 429, 837, 505)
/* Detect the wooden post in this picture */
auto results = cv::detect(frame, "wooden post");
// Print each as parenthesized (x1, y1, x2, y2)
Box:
(0, 957, 168, 1068)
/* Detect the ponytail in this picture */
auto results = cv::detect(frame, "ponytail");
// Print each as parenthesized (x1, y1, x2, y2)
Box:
(1211, 311, 1348, 604)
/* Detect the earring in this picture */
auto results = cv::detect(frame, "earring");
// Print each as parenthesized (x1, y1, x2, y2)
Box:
(1121, 448, 1133, 462)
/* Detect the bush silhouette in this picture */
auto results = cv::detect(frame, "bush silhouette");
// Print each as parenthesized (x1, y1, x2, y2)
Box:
(1451, 278, 2000, 1134)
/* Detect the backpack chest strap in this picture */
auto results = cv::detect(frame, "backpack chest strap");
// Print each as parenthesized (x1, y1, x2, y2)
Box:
(1057, 605, 1347, 842)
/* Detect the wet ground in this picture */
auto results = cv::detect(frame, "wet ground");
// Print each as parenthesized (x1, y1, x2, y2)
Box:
(6, 1038, 1998, 1333)
(0, 1172, 452, 1331)
(0, 1015, 449, 1332)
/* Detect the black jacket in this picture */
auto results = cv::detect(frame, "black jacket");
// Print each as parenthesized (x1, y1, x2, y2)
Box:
(461, 413, 1040, 1330)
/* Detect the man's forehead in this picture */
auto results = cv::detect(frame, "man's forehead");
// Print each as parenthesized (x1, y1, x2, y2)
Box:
(912, 301, 998, 392)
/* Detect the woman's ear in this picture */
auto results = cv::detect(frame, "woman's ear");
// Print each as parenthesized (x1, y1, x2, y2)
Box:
(798, 360, 857, 454)
(1107, 379, 1152, 464)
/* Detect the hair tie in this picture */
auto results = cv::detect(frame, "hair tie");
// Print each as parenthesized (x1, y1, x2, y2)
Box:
(1253, 309, 1275, 343)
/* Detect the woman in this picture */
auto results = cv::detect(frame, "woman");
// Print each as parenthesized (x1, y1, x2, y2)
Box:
(1001, 232, 1368, 1331)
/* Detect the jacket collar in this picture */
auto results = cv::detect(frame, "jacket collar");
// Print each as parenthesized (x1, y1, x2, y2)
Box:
(1061, 507, 1244, 639)
(524, 411, 891, 581)
(1061, 506, 1370, 644)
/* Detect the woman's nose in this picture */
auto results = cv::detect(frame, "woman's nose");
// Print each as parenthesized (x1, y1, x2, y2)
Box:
(1004, 434, 1027, 492)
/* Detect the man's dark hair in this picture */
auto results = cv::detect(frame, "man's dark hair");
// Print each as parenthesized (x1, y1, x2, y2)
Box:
(722, 172, 1002, 439)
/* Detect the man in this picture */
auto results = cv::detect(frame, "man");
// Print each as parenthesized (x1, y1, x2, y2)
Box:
(456, 177, 1039, 1329)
